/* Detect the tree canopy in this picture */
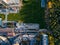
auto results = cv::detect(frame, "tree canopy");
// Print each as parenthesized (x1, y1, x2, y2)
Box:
(19, 0, 46, 28)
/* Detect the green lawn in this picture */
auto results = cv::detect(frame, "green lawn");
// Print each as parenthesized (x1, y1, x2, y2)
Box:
(0, 13, 20, 21)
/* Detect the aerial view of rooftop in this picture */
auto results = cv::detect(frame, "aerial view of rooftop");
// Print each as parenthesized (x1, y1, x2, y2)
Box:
(0, 0, 60, 45)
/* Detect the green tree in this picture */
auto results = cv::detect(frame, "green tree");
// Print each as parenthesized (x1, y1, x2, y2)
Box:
(19, 0, 46, 28)
(46, 0, 60, 45)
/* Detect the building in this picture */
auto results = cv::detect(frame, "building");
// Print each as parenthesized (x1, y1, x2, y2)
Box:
(0, 28, 15, 38)
(0, 0, 23, 13)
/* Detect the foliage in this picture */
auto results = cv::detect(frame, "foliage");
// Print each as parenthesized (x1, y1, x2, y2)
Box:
(49, 35, 54, 45)
(47, 0, 60, 45)
(0, 14, 5, 20)
(19, 0, 46, 28)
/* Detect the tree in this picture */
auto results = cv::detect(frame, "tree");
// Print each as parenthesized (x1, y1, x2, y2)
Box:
(19, 0, 46, 28)
(46, 0, 60, 45)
